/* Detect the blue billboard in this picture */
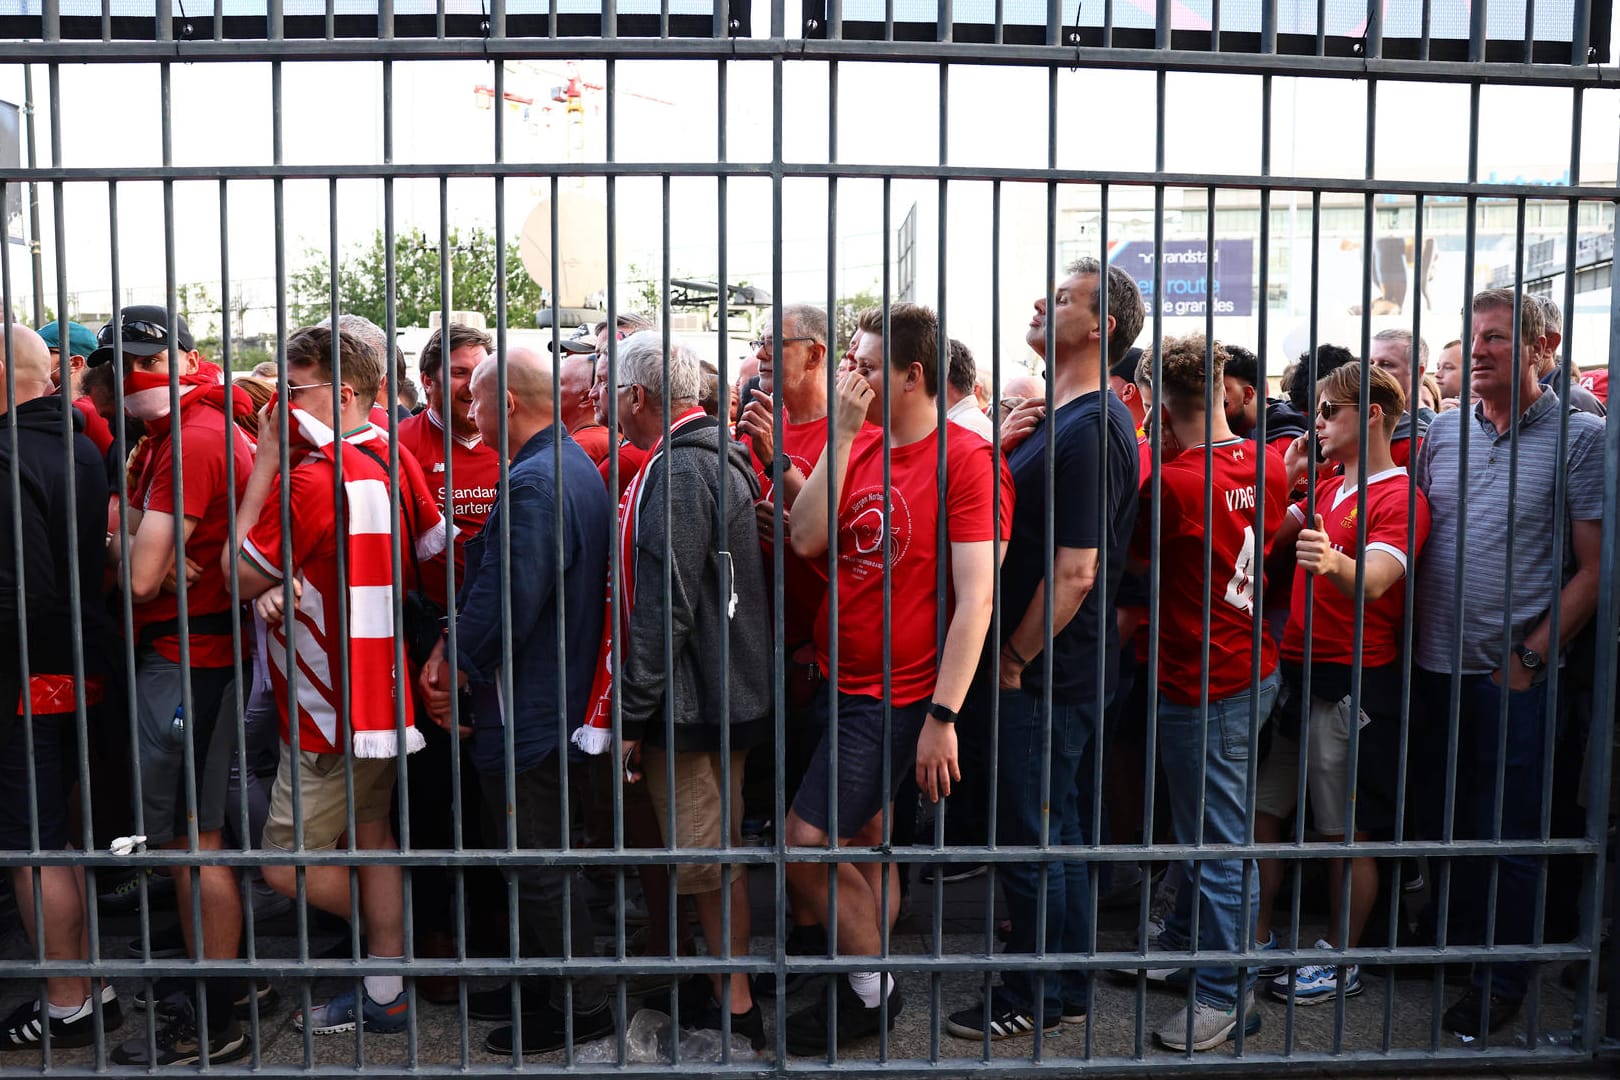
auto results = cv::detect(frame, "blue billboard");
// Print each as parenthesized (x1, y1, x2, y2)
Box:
(1110, 238, 1255, 318)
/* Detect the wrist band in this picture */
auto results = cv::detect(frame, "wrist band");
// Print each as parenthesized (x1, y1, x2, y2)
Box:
(928, 703, 958, 725)
(1003, 642, 1030, 666)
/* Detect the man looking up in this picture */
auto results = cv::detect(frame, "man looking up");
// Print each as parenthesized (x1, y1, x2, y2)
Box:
(785, 303, 1009, 1055)
(948, 259, 1142, 1041)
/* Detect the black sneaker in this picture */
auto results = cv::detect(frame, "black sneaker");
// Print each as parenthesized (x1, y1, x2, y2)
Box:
(484, 1001, 615, 1055)
(756, 924, 827, 996)
(127, 921, 187, 959)
(0, 988, 125, 1051)
(638, 975, 712, 1021)
(918, 862, 988, 885)
(467, 979, 549, 1022)
(110, 998, 250, 1066)
(945, 994, 1059, 1040)
(1442, 987, 1522, 1038)
(98, 869, 175, 915)
(693, 999, 766, 1052)
(785, 978, 903, 1056)
(235, 979, 279, 1020)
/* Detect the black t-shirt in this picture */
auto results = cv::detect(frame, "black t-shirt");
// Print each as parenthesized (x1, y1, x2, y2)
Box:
(999, 390, 1140, 707)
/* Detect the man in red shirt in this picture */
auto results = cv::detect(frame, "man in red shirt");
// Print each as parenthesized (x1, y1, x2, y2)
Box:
(784, 302, 1009, 1055)
(1129, 334, 1288, 1052)
(559, 350, 611, 464)
(1253, 362, 1430, 1006)
(591, 344, 649, 498)
(395, 323, 501, 610)
(734, 304, 834, 985)
(91, 306, 255, 1066)
(40, 319, 113, 455)
(231, 325, 445, 1038)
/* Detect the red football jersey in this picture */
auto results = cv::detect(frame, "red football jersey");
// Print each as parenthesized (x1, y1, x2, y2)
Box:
(133, 404, 255, 668)
(1135, 438, 1288, 705)
(570, 423, 612, 465)
(815, 422, 1014, 705)
(1282, 469, 1430, 668)
(395, 409, 500, 608)
(753, 415, 836, 648)
(600, 438, 649, 500)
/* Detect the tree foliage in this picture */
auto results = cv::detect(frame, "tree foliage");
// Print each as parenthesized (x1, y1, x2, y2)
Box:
(289, 225, 545, 331)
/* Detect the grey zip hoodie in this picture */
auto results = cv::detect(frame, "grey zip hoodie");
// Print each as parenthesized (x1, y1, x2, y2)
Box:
(618, 415, 774, 751)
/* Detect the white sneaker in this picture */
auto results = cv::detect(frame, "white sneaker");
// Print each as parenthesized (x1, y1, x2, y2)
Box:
(1154, 993, 1262, 1051)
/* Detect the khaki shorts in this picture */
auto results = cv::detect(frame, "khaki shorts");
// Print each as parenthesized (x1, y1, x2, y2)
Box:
(642, 746, 746, 896)
(1254, 695, 1366, 838)
(262, 740, 398, 851)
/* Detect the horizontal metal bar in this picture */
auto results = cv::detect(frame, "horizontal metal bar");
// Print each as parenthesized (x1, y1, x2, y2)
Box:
(1, 1047, 1598, 1080)
(3, 161, 1616, 201)
(6, 942, 1593, 979)
(1, 836, 1596, 868)
(0, 35, 1614, 86)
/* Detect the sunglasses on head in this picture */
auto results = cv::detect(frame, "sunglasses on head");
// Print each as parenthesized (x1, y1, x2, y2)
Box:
(1317, 400, 1360, 420)
(96, 319, 169, 348)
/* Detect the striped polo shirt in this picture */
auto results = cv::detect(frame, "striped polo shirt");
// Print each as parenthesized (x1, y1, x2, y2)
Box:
(1412, 390, 1604, 675)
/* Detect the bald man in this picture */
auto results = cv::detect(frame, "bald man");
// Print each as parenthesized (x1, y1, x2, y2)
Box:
(419, 348, 615, 1057)
(0, 323, 119, 1050)
(558, 352, 610, 464)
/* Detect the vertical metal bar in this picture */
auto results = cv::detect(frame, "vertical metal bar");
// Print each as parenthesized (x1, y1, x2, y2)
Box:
(930, 59, 949, 1067)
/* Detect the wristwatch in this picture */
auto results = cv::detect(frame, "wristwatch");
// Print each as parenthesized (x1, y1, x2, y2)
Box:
(1513, 643, 1545, 671)
(772, 454, 794, 476)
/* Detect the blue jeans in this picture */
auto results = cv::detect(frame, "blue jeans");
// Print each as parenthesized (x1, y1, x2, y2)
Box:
(994, 687, 1101, 1024)
(1156, 671, 1279, 1008)
(1418, 670, 1560, 1003)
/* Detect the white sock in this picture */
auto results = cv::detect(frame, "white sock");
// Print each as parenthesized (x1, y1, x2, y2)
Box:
(847, 972, 891, 1008)
(46, 997, 87, 1020)
(365, 956, 404, 1004)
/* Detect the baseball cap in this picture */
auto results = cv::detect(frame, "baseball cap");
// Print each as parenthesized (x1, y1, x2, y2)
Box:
(37, 320, 98, 358)
(551, 324, 596, 355)
(86, 305, 195, 367)
(1110, 346, 1143, 384)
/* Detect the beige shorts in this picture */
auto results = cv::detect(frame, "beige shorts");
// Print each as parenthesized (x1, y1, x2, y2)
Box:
(262, 740, 398, 851)
(1254, 694, 1366, 838)
(641, 746, 746, 896)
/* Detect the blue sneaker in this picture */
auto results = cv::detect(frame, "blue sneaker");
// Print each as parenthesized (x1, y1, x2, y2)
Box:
(1268, 939, 1362, 1005)
(296, 988, 410, 1035)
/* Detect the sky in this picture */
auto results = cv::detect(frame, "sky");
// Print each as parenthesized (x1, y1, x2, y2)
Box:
(2, 0, 1618, 370)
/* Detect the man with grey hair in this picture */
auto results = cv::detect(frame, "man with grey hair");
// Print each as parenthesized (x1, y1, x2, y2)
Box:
(1367, 326, 1435, 465)
(1530, 295, 1605, 417)
(594, 330, 772, 1049)
(421, 347, 613, 1055)
(1413, 287, 1604, 1038)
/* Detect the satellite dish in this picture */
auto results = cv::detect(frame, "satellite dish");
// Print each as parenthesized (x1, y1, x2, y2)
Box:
(519, 184, 609, 309)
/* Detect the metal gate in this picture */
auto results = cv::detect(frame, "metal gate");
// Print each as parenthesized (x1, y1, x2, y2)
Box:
(1, 0, 1618, 1073)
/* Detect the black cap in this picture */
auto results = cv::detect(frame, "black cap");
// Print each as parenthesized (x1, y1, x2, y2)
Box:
(1109, 346, 1143, 383)
(86, 305, 196, 367)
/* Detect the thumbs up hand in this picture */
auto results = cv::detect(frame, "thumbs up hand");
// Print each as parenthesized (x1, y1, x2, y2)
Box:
(1295, 513, 1339, 577)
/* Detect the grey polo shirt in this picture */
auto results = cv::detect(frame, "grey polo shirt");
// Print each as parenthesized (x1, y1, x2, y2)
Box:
(1413, 389, 1604, 675)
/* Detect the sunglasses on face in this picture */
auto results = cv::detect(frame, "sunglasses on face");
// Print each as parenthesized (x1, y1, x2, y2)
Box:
(1317, 400, 1360, 420)
(97, 319, 169, 348)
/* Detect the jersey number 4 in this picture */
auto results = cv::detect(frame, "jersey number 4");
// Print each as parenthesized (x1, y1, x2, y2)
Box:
(1222, 525, 1258, 615)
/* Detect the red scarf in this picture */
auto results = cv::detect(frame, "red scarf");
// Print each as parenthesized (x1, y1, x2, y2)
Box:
(276, 406, 448, 758)
(123, 361, 254, 425)
(573, 407, 709, 755)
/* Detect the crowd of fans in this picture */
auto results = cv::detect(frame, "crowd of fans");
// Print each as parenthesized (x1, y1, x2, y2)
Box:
(0, 263, 1608, 1062)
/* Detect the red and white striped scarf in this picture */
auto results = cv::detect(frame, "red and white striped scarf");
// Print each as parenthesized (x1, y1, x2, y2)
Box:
(268, 407, 447, 758)
(573, 407, 708, 755)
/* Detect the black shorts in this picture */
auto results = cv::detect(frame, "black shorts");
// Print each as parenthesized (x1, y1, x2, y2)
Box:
(791, 685, 928, 840)
(0, 711, 79, 851)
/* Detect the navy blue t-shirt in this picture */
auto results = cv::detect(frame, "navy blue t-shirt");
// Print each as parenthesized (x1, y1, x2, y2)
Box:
(999, 390, 1140, 707)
